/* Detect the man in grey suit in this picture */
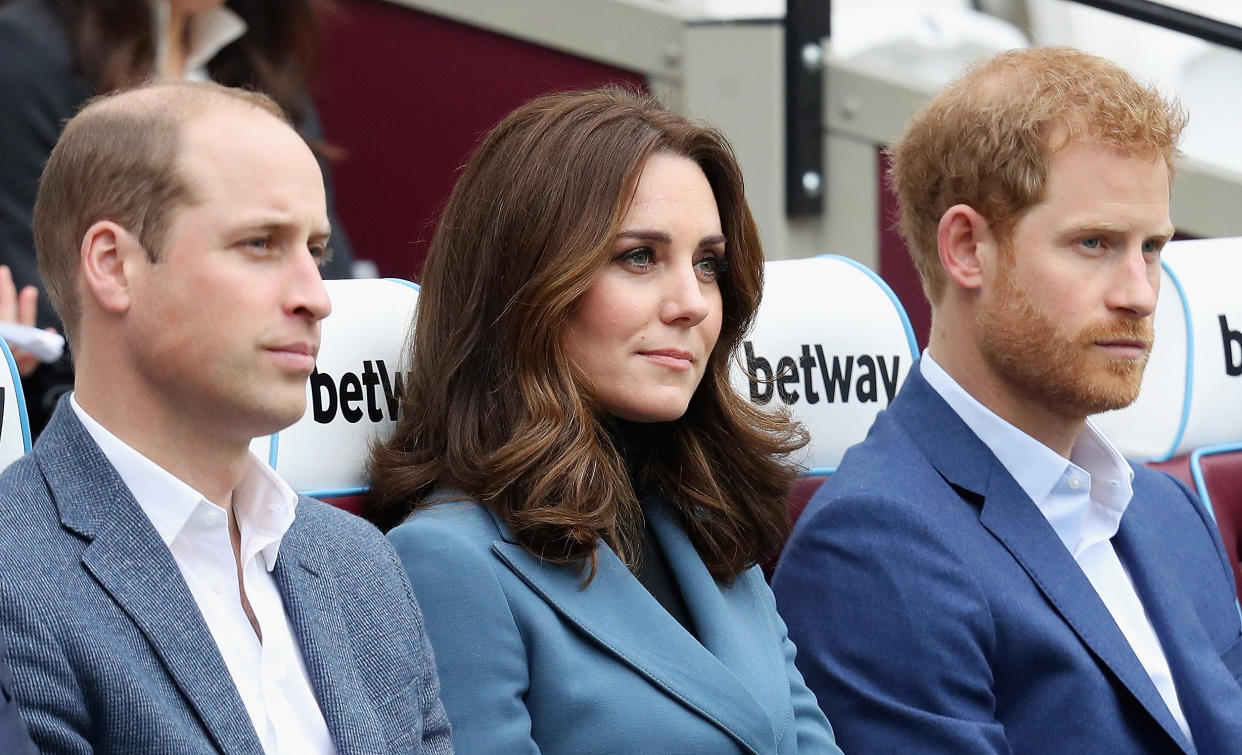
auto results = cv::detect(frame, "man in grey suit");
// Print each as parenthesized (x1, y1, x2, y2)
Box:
(0, 81, 452, 753)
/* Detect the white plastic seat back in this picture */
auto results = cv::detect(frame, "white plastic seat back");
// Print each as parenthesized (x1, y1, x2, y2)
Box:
(0, 340, 31, 474)
(250, 278, 418, 497)
(731, 255, 918, 474)
(1093, 237, 1242, 460)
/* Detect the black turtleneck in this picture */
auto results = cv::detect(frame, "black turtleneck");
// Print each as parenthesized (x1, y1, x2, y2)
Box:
(607, 419, 698, 639)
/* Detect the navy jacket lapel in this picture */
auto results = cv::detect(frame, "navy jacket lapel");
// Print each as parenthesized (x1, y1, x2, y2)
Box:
(893, 368, 1194, 752)
(272, 514, 388, 755)
(37, 407, 263, 754)
(490, 512, 774, 755)
(1115, 506, 1242, 750)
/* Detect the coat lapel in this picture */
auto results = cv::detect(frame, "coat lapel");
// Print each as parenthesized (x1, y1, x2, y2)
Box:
(894, 368, 1194, 752)
(1114, 503, 1242, 750)
(271, 506, 387, 755)
(38, 407, 263, 754)
(646, 502, 791, 729)
(490, 511, 774, 754)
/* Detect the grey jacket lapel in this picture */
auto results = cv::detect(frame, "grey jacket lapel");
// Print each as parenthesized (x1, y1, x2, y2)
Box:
(38, 407, 263, 754)
(272, 510, 388, 755)
(895, 369, 1194, 752)
(491, 517, 774, 754)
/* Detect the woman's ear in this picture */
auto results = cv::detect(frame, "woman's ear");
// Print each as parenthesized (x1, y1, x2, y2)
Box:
(79, 221, 144, 315)
(936, 204, 997, 292)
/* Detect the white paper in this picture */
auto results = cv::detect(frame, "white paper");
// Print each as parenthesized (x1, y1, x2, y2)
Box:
(0, 322, 65, 363)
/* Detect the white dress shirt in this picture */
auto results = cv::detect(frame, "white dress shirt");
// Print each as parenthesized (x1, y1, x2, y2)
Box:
(71, 396, 335, 755)
(920, 353, 1195, 747)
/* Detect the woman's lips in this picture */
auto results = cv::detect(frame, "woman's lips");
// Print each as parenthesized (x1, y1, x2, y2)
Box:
(639, 349, 695, 370)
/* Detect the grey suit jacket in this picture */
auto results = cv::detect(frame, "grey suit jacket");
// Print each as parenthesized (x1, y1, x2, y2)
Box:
(0, 402, 452, 753)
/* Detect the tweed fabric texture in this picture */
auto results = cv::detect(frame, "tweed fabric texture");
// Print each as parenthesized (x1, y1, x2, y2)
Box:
(0, 402, 452, 753)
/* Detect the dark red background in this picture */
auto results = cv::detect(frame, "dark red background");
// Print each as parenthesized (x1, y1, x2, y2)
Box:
(311, 0, 647, 282)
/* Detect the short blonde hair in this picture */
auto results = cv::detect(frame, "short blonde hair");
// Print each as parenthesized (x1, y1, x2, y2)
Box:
(889, 46, 1186, 302)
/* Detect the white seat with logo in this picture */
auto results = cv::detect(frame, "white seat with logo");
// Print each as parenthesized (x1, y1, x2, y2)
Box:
(250, 278, 419, 513)
(732, 254, 918, 476)
(1093, 237, 1242, 461)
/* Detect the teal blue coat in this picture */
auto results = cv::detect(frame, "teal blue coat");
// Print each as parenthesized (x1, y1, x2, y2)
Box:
(389, 494, 839, 754)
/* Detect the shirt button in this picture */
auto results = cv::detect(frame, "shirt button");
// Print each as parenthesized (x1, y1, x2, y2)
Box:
(203, 510, 225, 527)
(1068, 476, 1083, 490)
(211, 581, 225, 594)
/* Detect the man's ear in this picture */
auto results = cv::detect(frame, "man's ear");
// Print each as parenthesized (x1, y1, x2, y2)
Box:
(936, 204, 996, 292)
(80, 221, 144, 315)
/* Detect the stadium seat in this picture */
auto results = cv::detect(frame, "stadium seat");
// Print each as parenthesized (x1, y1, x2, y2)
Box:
(736, 255, 918, 575)
(1190, 443, 1242, 599)
(0, 340, 31, 475)
(251, 278, 419, 515)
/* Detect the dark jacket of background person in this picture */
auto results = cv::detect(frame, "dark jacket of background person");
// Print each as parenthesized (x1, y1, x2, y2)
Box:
(0, 0, 355, 433)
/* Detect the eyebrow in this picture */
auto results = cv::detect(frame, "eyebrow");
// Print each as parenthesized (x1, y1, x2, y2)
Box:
(616, 229, 727, 247)
(1058, 223, 1175, 242)
(236, 219, 332, 242)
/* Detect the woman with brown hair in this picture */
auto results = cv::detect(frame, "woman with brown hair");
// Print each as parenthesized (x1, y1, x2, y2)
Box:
(369, 87, 840, 754)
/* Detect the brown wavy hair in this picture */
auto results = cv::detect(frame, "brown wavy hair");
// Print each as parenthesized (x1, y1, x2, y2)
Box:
(48, 0, 324, 125)
(367, 87, 807, 581)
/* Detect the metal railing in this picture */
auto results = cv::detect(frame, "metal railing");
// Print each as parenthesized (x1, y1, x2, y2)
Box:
(1066, 0, 1242, 52)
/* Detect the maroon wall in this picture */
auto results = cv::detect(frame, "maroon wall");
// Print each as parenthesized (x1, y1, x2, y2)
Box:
(876, 148, 930, 350)
(311, 0, 647, 280)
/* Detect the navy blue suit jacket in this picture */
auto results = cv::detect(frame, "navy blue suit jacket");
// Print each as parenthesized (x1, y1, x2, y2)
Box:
(773, 366, 1242, 754)
(0, 403, 452, 753)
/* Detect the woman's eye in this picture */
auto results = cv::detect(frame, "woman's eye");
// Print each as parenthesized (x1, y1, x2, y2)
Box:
(618, 247, 656, 269)
(244, 237, 273, 252)
(694, 255, 721, 281)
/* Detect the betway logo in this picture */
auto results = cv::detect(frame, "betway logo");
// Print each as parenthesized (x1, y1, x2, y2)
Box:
(744, 342, 900, 405)
(1222, 315, 1241, 377)
(310, 360, 410, 423)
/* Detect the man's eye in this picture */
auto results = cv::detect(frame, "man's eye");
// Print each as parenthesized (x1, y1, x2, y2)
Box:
(1081, 237, 1101, 250)
(311, 245, 334, 267)
(1141, 239, 1161, 255)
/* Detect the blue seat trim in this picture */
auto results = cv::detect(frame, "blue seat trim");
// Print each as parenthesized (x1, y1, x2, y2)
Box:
(1187, 441, 1242, 628)
(0, 338, 32, 452)
(1146, 259, 1194, 462)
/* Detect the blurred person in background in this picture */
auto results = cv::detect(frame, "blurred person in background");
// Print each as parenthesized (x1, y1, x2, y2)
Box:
(0, 0, 356, 434)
